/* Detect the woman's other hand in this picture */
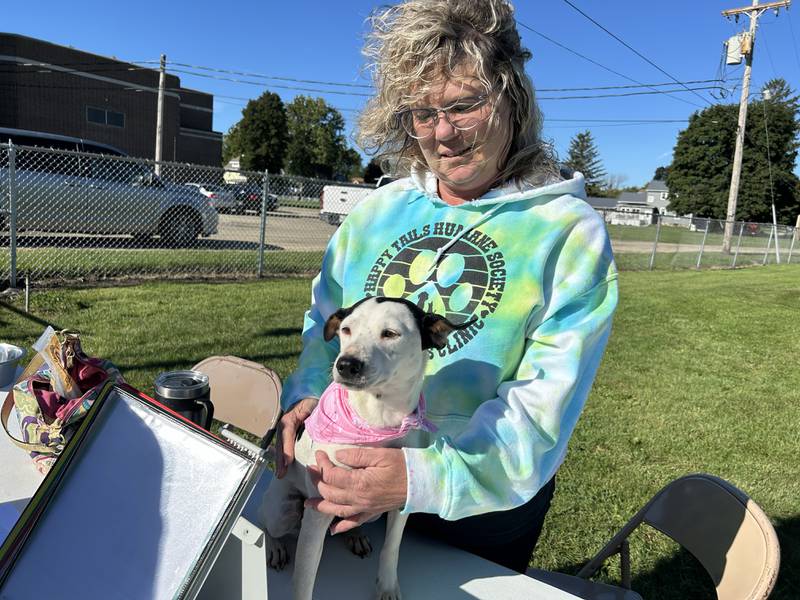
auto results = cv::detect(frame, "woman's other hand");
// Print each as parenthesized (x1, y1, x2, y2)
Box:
(305, 448, 408, 534)
(274, 397, 318, 478)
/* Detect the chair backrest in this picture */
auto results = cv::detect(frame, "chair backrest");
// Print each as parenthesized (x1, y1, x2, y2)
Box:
(641, 474, 780, 600)
(192, 356, 281, 439)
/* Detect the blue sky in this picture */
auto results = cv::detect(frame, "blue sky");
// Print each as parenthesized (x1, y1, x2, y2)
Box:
(5, 0, 800, 186)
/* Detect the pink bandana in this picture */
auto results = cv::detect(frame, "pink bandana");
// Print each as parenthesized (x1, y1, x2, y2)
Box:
(304, 382, 438, 445)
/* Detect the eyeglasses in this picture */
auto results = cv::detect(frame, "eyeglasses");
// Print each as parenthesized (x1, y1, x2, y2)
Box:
(397, 94, 493, 140)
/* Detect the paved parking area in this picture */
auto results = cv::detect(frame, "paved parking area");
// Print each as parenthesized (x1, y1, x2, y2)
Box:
(213, 207, 337, 251)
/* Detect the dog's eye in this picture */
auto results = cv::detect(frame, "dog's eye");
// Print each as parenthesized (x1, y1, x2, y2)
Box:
(341, 326, 351, 336)
(381, 329, 400, 339)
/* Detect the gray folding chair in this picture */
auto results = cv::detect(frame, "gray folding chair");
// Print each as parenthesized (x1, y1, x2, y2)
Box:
(193, 355, 282, 448)
(575, 473, 780, 600)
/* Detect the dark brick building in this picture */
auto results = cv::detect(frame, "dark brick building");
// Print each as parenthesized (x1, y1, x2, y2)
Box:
(0, 33, 221, 165)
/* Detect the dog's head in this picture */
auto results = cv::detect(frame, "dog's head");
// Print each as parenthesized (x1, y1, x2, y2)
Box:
(323, 297, 474, 390)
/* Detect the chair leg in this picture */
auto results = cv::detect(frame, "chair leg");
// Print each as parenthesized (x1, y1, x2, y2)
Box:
(620, 539, 631, 589)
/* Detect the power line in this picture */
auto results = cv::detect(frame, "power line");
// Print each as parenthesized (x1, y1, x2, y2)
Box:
(145, 58, 722, 94)
(0, 58, 727, 99)
(167, 67, 373, 97)
(516, 19, 706, 109)
(760, 23, 780, 79)
(548, 118, 688, 123)
(538, 79, 722, 92)
(538, 86, 728, 101)
(546, 122, 687, 129)
(1, 64, 725, 96)
(214, 95, 361, 114)
(0, 63, 154, 74)
(559, 0, 714, 107)
(0, 78, 725, 104)
(0, 58, 158, 69)
(785, 9, 800, 74)
(137, 60, 373, 90)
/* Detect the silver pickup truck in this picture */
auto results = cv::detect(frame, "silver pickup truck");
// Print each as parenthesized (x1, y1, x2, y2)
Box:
(319, 175, 394, 225)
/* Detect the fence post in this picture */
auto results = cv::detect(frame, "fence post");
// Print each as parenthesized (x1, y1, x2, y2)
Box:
(257, 170, 269, 278)
(762, 226, 774, 266)
(648, 214, 661, 271)
(8, 142, 18, 289)
(696, 219, 710, 269)
(731, 222, 744, 268)
(788, 226, 796, 264)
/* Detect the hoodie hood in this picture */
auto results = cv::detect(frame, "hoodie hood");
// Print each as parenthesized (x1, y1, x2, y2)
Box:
(404, 169, 589, 278)
(409, 168, 587, 207)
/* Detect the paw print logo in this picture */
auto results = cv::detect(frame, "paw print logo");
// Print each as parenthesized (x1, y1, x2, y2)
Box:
(374, 234, 502, 325)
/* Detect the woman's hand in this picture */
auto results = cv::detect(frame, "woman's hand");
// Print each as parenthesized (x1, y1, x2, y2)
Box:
(305, 448, 408, 534)
(274, 397, 318, 479)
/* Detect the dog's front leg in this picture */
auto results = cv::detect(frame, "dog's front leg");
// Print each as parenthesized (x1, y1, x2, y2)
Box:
(292, 507, 335, 600)
(376, 510, 409, 600)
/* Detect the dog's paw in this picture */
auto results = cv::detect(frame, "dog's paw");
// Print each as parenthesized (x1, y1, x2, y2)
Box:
(265, 534, 290, 571)
(375, 579, 402, 600)
(343, 528, 372, 558)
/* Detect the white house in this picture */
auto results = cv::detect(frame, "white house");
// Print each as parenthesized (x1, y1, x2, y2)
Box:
(610, 191, 658, 227)
(645, 180, 676, 216)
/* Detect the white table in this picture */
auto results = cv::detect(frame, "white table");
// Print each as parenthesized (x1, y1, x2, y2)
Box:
(0, 380, 585, 599)
(240, 473, 583, 600)
(0, 370, 47, 543)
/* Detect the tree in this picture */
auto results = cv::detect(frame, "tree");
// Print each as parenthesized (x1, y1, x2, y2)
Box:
(564, 130, 607, 196)
(667, 79, 800, 223)
(222, 122, 242, 166)
(653, 165, 670, 181)
(284, 96, 361, 180)
(363, 158, 385, 183)
(762, 77, 798, 105)
(342, 148, 363, 181)
(234, 91, 288, 173)
(602, 173, 628, 195)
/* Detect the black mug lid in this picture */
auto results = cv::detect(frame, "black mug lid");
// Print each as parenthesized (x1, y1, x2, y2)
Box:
(154, 370, 209, 400)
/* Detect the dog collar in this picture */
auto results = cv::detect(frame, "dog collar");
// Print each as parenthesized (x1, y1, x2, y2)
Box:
(305, 382, 437, 445)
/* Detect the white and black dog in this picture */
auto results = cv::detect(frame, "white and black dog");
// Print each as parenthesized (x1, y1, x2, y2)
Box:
(258, 296, 473, 600)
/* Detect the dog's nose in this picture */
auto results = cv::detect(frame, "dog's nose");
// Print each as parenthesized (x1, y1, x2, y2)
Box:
(336, 356, 363, 377)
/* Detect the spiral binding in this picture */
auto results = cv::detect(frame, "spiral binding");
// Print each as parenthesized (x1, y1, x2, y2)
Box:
(219, 426, 266, 462)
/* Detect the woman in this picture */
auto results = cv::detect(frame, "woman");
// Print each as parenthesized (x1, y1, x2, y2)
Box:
(274, 0, 618, 573)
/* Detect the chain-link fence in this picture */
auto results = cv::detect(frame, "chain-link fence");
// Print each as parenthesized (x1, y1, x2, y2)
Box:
(0, 142, 348, 287)
(597, 209, 797, 271)
(0, 142, 796, 288)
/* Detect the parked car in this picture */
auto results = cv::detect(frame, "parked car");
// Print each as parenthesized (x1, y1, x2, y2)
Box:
(183, 183, 239, 214)
(0, 126, 127, 156)
(225, 182, 279, 214)
(0, 130, 218, 247)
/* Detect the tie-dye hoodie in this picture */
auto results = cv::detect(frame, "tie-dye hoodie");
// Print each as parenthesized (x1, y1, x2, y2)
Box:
(281, 171, 618, 520)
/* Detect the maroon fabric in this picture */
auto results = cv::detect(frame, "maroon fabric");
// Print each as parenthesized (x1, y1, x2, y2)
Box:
(70, 356, 108, 392)
(31, 381, 62, 421)
(33, 356, 110, 422)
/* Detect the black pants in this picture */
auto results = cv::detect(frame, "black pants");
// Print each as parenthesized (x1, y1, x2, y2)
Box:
(406, 477, 556, 574)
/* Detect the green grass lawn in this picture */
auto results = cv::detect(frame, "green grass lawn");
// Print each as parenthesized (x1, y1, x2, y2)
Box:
(0, 248, 324, 282)
(607, 223, 782, 249)
(614, 250, 784, 271)
(1, 266, 798, 598)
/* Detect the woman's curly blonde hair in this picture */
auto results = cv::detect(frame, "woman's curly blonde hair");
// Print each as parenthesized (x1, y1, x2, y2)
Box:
(357, 0, 557, 187)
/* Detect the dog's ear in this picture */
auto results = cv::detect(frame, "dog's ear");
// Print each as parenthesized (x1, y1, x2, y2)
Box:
(421, 314, 477, 350)
(323, 308, 349, 341)
(323, 298, 373, 341)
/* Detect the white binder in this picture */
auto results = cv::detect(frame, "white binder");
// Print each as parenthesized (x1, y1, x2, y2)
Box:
(0, 383, 266, 599)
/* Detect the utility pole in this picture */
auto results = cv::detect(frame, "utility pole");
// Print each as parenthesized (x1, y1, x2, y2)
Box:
(721, 0, 790, 252)
(155, 53, 166, 176)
